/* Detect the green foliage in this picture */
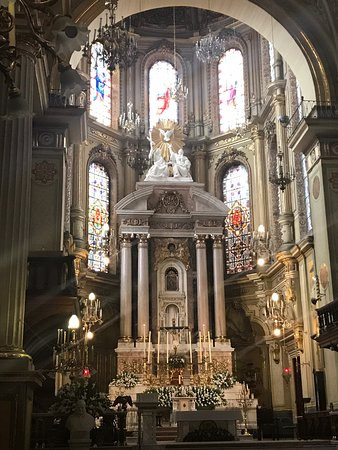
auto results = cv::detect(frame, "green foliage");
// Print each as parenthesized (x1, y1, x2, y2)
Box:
(49, 377, 112, 417)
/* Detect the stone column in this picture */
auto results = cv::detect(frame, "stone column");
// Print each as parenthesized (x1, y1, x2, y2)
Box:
(70, 143, 86, 249)
(120, 235, 132, 339)
(272, 52, 294, 248)
(213, 236, 226, 339)
(196, 235, 209, 332)
(251, 126, 268, 229)
(138, 235, 149, 337)
(193, 145, 207, 186)
(0, 40, 44, 450)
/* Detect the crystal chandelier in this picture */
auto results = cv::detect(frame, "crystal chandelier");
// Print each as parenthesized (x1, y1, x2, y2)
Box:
(119, 101, 141, 135)
(195, 27, 226, 63)
(269, 149, 295, 192)
(171, 7, 188, 101)
(93, 0, 137, 72)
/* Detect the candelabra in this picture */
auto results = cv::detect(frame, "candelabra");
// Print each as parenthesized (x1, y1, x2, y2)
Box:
(54, 293, 103, 376)
(119, 101, 141, 135)
(269, 149, 295, 192)
(264, 291, 292, 338)
(91, 0, 137, 72)
(238, 383, 254, 436)
(126, 140, 149, 177)
(252, 224, 271, 267)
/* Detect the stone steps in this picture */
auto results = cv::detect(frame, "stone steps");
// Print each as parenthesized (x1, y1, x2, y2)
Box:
(157, 426, 178, 441)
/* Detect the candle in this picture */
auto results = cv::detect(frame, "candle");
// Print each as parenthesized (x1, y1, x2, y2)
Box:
(147, 331, 151, 364)
(208, 331, 212, 363)
(143, 324, 146, 359)
(166, 331, 169, 364)
(199, 331, 202, 363)
(188, 331, 192, 364)
(157, 330, 160, 364)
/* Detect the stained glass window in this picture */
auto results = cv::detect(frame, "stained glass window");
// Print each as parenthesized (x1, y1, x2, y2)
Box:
(223, 164, 252, 274)
(90, 43, 112, 127)
(218, 49, 245, 132)
(88, 162, 110, 272)
(149, 61, 178, 129)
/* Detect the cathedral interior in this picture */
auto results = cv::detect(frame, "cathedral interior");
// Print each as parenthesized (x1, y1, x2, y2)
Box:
(0, 0, 338, 448)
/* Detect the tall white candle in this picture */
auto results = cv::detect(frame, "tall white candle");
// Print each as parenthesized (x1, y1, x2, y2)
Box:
(157, 330, 160, 364)
(147, 331, 151, 364)
(166, 331, 169, 364)
(188, 331, 192, 364)
(199, 331, 202, 363)
(143, 324, 146, 359)
(208, 331, 212, 363)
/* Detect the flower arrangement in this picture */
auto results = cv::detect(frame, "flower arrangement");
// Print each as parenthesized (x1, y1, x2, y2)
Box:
(110, 371, 139, 389)
(190, 385, 224, 408)
(145, 385, 225, 409)
(168, 354, 186, 369)
(49, 377, 112, 417)
(212, 371, 235, 390)
(145, 386, 176, 408)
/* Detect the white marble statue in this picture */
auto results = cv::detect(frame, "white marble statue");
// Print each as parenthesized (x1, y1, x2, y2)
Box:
(145, 138, 193, 182)
(171, 148, 193, 181)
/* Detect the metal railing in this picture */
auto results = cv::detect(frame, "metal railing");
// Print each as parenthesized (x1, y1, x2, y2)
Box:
(287, 99, 338, 139)
(317, 299, 338, 332)
(48, 89, 87, 109)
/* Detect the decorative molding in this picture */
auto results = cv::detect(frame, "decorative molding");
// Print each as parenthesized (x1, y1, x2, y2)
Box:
(214, 148, 248, 170)
(88, 127, 118, 147)
(32, 160, 57, 185)
(121, 218, 149, 226)
(151, 221, 193, 230)
(153, 238, 191, 270)
(154, 191, 189, 214)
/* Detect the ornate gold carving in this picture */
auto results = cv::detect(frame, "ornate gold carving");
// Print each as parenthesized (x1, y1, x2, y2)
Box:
(153, 238, 190, 269)
(155, 191, 188, 214)
(118, 358, 143, 374)
(89, 128, 118, 147)
(32, 160, 57, 185)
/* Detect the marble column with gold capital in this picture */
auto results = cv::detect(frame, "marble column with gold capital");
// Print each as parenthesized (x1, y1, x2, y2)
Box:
(196, 235, 209, 332)
(120, 235, 132, 339)
(138, 235, 149, 338)
(0, 39, 44, 450)
(213, 235, 226, 339)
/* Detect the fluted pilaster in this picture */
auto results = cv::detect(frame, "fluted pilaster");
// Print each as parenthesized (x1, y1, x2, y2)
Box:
(138, 235, 149, 338)
(196, 235, 209, 332)
(213, 235, 226, 338)
(120, 235, 132, 339)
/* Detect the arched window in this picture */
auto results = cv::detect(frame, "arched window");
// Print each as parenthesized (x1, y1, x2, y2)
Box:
(165, 267, 179, 291)
(223, 164, 252, 274)
(90, 43, 112, 127)
(218, 49, 245, 132)
(149, 60, 178, 129)
(88, 162, 110, 272)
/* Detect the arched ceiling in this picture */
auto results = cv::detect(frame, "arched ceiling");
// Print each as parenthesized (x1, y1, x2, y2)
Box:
(71, 0, 332, 101)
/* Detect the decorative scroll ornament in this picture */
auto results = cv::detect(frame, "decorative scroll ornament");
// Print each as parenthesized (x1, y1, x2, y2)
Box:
(154, 238, 190, 270)
(151, 119, 184, 162)
(155, 191, 188, 214)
